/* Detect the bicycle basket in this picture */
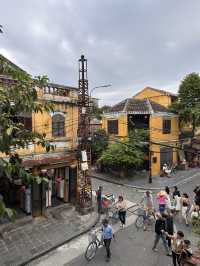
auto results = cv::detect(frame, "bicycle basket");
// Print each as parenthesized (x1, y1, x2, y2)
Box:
(88, 231, 97, 243)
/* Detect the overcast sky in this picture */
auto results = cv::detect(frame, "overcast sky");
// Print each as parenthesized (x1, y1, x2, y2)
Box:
(1, 0, 200, 105)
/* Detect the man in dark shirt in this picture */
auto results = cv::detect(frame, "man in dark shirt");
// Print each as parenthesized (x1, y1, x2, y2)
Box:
(194, 186, 200, 208)
(152, 213, 170, 255)
(172, 186, 181, 199)
(96, 186, 103, 214)
(165, 211, 174, 253)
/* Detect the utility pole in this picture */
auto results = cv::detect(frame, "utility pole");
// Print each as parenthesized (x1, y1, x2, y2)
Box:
(77, 55, 93, 213)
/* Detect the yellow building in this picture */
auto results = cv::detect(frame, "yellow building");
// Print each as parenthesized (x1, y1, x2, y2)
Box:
(102, 87, 179, 177)
(0, 55, 79, 215)
(134, 86, 177, 108)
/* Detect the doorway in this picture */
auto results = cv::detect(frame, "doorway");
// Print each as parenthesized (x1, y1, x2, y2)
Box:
(160, 147, 173, 169)
(69, 166, 77, 203)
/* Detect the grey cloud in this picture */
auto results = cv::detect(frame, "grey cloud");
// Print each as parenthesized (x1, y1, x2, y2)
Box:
(1, 0, 200, 105)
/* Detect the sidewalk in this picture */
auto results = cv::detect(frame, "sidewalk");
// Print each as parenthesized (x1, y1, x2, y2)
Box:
(0, 204, 99, 266)
(91, 167, 200, 190)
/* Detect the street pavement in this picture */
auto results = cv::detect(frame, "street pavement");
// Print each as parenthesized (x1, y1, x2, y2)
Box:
(67, 223, 172, 266)
(30, 204, 138, 266)
(0, 204, 98, 266)
(92, 167, 200, 190)
(30, 170, 200, 266)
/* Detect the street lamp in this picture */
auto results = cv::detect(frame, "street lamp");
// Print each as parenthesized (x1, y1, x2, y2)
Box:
(90, 84, 112, 98)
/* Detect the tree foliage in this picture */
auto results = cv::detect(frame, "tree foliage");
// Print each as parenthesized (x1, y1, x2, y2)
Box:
(0, 56, 54, 219)
(91, 129, 109, 162)
(0, 199, 16, 222)
(171, 72, 200, 136)
(100, 129, 147, 171)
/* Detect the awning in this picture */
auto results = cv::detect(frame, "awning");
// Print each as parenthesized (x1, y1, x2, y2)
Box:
(22, 152, 77, 168)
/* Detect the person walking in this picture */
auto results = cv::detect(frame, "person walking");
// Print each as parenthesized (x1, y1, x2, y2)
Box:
(179, 240, 193, 266)
(181, 193, 190, 226)
(141, 191, 154, 231)
(116, 195, 127, 229)
(165, 210, 175, 253)
(165, 186, 172, 212)
(96, 186, 103, 214)
(157, 190, 167, 214)
(173, 186, 181, 216)
(101, 219, 113, 262)
(152, 213, 170, 256)
(164, 230, 184, 266)
(193, 186, 200, 210)
(173, 186, 181, 199)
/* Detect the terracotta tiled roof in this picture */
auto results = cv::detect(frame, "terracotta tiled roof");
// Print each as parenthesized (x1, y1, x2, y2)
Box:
(108, 98, 171, 114)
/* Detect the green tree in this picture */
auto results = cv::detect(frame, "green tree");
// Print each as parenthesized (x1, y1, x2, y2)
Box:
(100, 129, 147, 177)
(171, 73, 200, 138)
(91, 129, 109, 162)
(0, 55, 54, 219)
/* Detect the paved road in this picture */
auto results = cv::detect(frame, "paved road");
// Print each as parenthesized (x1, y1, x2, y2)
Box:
(67, 223, 172, 266)
(31, 173, 200, 266)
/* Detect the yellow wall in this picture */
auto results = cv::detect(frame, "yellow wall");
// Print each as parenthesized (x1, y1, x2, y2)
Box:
(31, 103, 78, 154)
(150, 115, 179, 176)
(102, 114, 127, 137)
(150, 115, 179, 142)
(102, 113, 179, 177)
(134, 87, 172, 108)
(3, 89, 79, 157)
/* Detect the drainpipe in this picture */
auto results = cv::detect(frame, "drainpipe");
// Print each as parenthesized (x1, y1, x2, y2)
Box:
(148, 149, 152, 183)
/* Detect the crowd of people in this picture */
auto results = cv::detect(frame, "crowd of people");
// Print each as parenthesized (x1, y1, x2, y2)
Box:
(95, 185, 200, 264)
(155, 186, 200, 226)
(145, 185, 200, 266)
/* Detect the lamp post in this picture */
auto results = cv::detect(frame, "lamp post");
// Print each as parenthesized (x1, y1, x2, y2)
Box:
(89, 84, 111, 113)
(90, 84, 112, 99)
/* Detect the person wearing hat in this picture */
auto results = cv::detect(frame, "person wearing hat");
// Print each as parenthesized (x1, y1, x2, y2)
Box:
(157, 190, 167, 214)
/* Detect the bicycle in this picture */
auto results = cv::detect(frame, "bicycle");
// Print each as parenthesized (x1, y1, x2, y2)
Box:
(85, 228, 103, 261)
(85, 227, 116, 261)
(107, 206, 119, 223)
(134, 205, 155, 230)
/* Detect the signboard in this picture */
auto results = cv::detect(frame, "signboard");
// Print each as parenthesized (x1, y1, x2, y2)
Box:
(81, 150, 87, 162)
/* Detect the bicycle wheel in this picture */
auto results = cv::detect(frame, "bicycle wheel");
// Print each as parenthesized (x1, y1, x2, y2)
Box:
(85, 241, 98, 261)
(135, 215, 144, 229)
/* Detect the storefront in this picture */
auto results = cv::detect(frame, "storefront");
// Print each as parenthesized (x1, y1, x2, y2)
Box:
(22, 153, 78, 217)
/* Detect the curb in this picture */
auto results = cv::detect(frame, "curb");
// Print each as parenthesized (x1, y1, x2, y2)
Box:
(91, 174, 160, 191)
(91, 172, 200, 191)
(18, 212, 100, 266)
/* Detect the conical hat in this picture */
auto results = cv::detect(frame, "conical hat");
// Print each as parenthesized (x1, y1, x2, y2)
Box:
(157, 190, 166, 197)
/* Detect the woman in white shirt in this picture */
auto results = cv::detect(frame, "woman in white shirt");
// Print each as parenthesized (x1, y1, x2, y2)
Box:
(116, 195, 127, 229)
(165, 186, 172, 211)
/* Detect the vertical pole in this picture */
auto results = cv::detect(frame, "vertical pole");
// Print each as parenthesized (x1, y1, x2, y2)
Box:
(77, 55, 92, 212)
